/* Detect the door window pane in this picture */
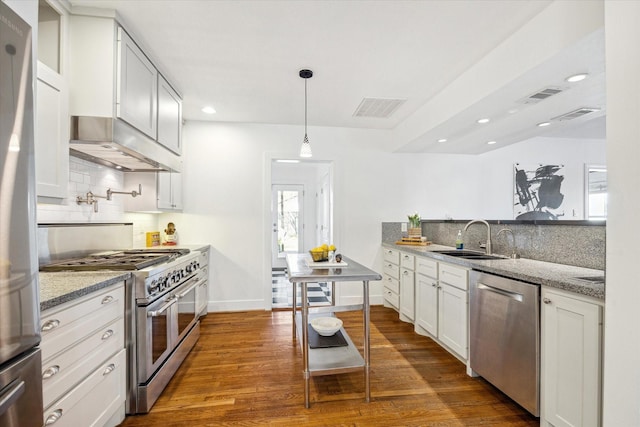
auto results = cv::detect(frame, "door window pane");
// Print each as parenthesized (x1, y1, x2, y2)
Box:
(277, 190, 300, 253)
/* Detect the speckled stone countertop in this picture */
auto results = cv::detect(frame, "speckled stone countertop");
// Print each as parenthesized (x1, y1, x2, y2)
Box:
(382, 243, 604, 300)
(39, 271, 132, 311)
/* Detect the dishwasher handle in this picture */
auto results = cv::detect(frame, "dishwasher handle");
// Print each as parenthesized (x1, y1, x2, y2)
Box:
(477, 282, 523, 302)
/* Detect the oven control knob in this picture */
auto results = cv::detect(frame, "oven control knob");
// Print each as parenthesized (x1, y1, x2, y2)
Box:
(186, 264, 193, 274)
(162, 277, 170, 289)
(148, 280, 158, 294)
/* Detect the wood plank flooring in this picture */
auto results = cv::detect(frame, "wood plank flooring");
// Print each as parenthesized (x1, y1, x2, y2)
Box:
(120, 306, 539, 426)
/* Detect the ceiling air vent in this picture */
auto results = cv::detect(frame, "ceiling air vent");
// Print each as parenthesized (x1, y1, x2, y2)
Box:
(353, 98, 406, 118)
(551, 107, 600, 121)
(517, 87, 564, 104)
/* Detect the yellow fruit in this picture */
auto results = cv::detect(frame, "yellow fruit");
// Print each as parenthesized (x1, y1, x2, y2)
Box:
(329, 244, 336, 251)
(321, 243, 329, 250)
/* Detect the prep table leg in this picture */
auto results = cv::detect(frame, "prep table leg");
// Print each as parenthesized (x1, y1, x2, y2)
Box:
(301, 282, 310, 408)
(331, 281, 336, 306)
(363, 280, 370, 402)
(292, 282, 297, 339)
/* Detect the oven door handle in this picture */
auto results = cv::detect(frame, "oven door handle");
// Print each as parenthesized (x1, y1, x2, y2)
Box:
(147, 296, 178, 317)
(177, 277, 206, 299)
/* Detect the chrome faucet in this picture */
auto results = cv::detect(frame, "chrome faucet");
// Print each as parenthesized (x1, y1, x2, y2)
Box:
(464, 219, 492, 254)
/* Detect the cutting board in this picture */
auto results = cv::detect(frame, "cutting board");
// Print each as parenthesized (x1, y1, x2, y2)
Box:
(305, 259, 349, 268)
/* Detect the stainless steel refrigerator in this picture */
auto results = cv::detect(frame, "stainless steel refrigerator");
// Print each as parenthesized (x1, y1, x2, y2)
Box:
(0, 3, 44, 426)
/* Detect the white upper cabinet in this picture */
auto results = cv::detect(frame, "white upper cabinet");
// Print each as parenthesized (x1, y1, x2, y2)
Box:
(157, 172, 182, 210)
(116, 27, 157, 139)
(157, 74, 182, 154)
(69, 14, 182, 153)
(36, 0, 69, 199)
(123, 171, 182, 212)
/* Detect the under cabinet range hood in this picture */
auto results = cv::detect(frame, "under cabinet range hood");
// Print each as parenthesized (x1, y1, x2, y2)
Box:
(69, 116, 182, 172)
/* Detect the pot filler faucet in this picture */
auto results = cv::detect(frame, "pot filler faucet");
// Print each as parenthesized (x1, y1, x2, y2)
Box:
(464, 219, 492, 254)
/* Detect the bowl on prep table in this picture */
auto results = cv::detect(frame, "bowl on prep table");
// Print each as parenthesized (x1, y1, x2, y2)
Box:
(310, 317, 343, 336)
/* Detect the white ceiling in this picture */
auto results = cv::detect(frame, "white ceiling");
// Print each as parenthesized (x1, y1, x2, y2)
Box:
(66, 0, 605, 153)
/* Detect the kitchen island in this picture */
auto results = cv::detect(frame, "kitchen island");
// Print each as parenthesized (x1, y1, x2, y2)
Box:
(286, 253, 381, 408)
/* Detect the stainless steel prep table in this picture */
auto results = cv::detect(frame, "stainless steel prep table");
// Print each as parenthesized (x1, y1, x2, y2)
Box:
(286, 253, 382, 408)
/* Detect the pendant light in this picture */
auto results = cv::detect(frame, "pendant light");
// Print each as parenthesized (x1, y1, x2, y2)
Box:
(299, 69, 313, 158)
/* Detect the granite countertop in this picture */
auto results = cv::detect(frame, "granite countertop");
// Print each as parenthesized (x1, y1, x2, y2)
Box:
(39, 271, 132, 311)
(382, 242, 605, 300)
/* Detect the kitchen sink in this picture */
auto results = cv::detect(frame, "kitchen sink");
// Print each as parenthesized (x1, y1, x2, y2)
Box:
(432, 250, 506, 260)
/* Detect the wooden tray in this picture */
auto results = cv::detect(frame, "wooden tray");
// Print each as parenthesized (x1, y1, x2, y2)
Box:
(395, 239, 432, 246)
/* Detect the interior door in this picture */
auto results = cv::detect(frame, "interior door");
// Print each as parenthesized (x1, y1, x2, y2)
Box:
(271, 185, 304, 268)
(316, 173, 331, 245)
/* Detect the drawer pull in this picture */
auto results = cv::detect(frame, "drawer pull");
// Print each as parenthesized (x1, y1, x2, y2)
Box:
(41, 319, 60, 332)
(543, 298, 552, 304)
(45, 409, 63, 425)
(103, 363, 116, 376)
(42, 365, 60, 380)
(101, 329, 114, 340)
(101, 295, 114, 304)
(431, 282, 437, 287)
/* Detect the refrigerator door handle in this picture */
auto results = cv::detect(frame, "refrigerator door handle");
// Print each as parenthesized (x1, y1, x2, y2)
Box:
(0, 379, 25, 417)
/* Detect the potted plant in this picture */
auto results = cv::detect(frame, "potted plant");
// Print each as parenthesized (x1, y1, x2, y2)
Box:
(407, 212, 422, 237)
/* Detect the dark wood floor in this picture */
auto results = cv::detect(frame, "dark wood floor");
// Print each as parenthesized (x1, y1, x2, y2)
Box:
(120, 306, 539, 426)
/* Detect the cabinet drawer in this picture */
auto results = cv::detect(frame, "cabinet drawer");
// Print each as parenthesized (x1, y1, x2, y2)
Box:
(383, 248, 400, 265)
(438, 263, 468, 291)
(41, 285, 124, 362)
(417, 257, 438, 278)
(384, 288, 399, 309)
(42, 317, 124, 409)
(400, 253, 415, 270)
(43, 348, 126, 427)
(383, 261, 400, 279)
(383, 274, 399, 294)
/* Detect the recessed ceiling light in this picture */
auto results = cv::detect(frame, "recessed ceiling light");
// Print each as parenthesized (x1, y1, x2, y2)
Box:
(487, 140, 497, 145)
(115, 165, 122, 169)
(477, 118, 490, 124)
(275, 159, 300, 163)
(537, 122, 551, 127)
(566, 73, 588, 83)
(437, 138, 447, 143)
(202, 106, 216, 114)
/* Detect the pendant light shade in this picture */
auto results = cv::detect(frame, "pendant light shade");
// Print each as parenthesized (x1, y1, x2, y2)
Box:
(299, 69, 313, 158)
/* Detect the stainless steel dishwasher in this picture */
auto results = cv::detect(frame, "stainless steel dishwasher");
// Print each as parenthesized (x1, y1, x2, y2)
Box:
(469, 270, 540, 416)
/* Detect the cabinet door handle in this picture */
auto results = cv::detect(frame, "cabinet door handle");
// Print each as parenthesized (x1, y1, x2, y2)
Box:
(101, 329, 114, 340)
(45, 409, 63, 425)
(431, 282, 437, 287)
(543, 297, 552, 304)
(103, 364, 116, 376)
(42, 365, 60, 380)
(403, 271, 408, 275)
(41, 319, 60, 332)
(101, 295, 114, 304)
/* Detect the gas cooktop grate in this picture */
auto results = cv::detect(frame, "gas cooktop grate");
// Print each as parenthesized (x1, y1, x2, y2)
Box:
(40, 254, 169, 272)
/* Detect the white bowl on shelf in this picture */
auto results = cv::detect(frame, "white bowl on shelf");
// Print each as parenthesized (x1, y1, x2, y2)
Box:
(310, 317, 343, 336)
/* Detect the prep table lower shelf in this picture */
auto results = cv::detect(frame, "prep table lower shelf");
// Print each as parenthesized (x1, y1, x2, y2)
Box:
(295, 313, 365, 376)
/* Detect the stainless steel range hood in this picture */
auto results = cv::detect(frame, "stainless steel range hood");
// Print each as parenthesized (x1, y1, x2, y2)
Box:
(69, 116, 182, 172)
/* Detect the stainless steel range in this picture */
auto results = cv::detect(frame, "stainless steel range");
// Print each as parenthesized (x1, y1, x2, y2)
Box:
(38, 224, 208, 414)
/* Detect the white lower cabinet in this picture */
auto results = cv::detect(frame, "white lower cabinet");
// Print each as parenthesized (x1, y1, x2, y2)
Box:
(541, 287, 603, 427)
(414, 256, 469, 361)
(382, 248, 400, 310)
(437, 282, 468, 359)
(399, 252, 416, 322)
(415, 273, 438, 335)
(41, 282, 126, 427)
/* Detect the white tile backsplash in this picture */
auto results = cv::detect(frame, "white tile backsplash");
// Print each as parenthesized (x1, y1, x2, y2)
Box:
(37, 156, 128, 223)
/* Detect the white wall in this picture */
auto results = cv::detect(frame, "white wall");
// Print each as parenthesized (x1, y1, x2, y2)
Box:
(603, 1, 640, 424)
(161, 120, 605, 312)
(476, 136, 606, 220)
